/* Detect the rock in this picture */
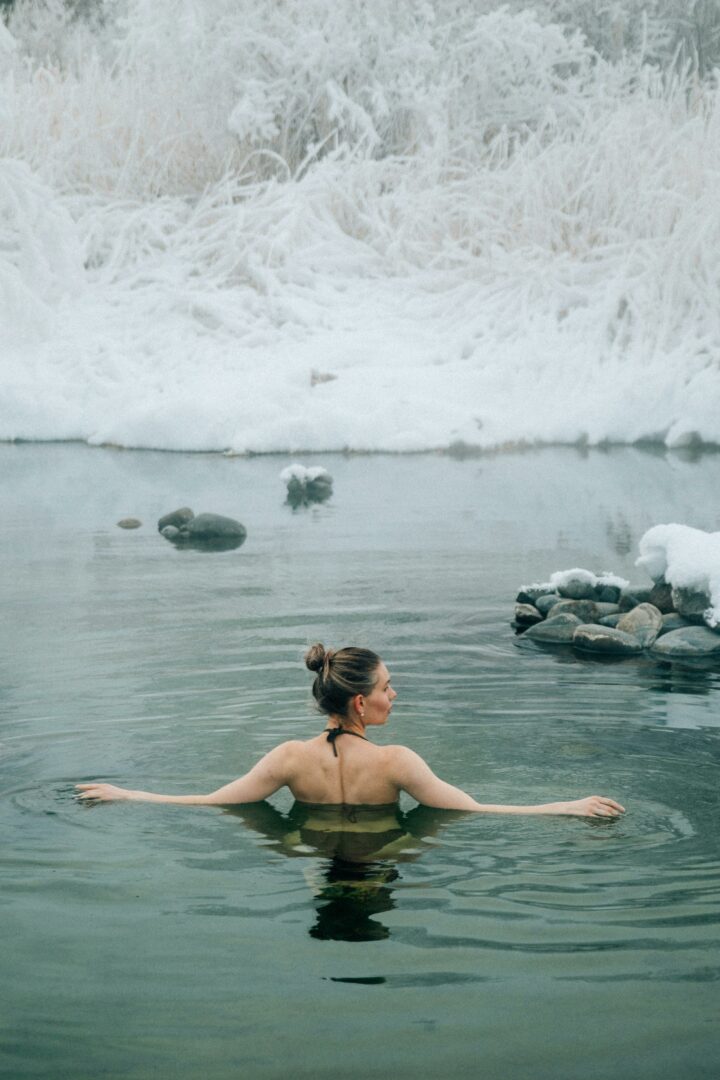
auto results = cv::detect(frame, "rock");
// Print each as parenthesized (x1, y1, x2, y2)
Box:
(551, 599, 600, 623)
(647, 581, 674, 614)
(572, 624, 644, 655)
(593, 602, 620, 618)
(671, 586, 710, 625)
(117, 518, 142, 529)
(514, 603, 543, 627)
(516, 586, 555, 605)
(281, 464, 333, 508)
(599, 613, 624, 628)
(594, 584, 622, 603)
(616, 603, 663, 648)
(618, 587, 653, 612)
(557, 578, 596, 601)
(186, 513, 246, 541)
(161, 512, 247, 551)
(650, 626, 720, 659)
(158, 507, 194, 532)
(522, 613, 582, 644)
(535, 594, 562, 616)
(658, 612, 692, 636)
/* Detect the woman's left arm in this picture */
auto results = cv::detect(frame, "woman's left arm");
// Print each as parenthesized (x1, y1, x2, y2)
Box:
(75, 742, 298, 806)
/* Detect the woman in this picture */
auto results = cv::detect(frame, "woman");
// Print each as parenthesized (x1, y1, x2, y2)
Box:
(75, 644, 625, 818)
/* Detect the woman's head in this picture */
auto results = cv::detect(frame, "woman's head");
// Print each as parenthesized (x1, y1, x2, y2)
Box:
(305, 643, 394, 723)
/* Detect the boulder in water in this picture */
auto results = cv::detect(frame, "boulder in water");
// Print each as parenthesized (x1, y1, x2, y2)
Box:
(572, 624, 643, 655)
(117, 518, 142, 529)
(616, 603, 663, 648)
(160, 511, 246, 551)
(650, 626, 720, 659)
(158, 507, 194, 532)
(522, 613, 582, 644)
(514, 603, 543, 627)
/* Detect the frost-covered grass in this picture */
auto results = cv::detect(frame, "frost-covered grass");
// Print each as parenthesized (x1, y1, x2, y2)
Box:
(1, 1, 719, 452)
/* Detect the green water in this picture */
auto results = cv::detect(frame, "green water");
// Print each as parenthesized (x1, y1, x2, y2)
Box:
(2, 444, 720, 1079)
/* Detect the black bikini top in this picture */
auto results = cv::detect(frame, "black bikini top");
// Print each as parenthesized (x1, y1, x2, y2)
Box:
(324, 727, 367, 758)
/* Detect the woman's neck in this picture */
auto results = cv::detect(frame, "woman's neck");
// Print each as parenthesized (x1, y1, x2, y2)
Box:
(326, 714, 366, 737)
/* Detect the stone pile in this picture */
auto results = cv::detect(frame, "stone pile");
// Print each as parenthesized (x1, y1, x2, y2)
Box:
(514, 572, 720, 660)
(280, 464, 333, 508)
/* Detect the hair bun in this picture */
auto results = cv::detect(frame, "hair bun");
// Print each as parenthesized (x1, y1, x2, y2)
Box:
(305, 643, 327, 673)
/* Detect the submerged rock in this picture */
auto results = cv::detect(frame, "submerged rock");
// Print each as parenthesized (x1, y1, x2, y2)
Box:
(650, 626, 720, 659)
(522, 613, 582, 644)
(572, 624, 643, 655)
(616, 603, 663, 648)
(117, 518, 142, 529)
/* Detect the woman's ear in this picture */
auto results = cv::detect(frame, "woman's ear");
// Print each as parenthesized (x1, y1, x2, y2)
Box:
(352, 694, 365, 717)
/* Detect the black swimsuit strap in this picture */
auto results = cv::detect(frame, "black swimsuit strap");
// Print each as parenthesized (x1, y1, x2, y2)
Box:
(324, 727, 367, 758)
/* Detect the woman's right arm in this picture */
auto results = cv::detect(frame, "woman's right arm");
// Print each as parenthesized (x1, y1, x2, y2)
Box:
(75, 742, 299, 806)
(389, 747, 625, 818)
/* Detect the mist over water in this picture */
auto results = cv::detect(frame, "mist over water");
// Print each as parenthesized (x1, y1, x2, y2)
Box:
(2, 0, 720, 452)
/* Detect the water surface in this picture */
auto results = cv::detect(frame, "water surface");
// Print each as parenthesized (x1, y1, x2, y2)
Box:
(2, 444, 720, 1079)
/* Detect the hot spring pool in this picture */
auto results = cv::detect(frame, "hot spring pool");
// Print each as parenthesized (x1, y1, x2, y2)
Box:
(2, 443, 719, 1079)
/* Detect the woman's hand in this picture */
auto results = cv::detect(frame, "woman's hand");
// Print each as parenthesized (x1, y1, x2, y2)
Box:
(556, 796, 625, 818)
(75, 783, 135, 803)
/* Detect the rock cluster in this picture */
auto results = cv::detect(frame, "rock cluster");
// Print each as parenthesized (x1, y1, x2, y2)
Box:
(515, 571, 720, 660)
(158, 507, 247, 551)
(280, 464, 333, 508)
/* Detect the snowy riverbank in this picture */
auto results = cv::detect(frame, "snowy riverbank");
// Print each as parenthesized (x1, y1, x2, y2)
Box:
(2, 2, 719, 453)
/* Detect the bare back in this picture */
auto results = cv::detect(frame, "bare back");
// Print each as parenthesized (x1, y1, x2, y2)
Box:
(286, 733, 400, 805)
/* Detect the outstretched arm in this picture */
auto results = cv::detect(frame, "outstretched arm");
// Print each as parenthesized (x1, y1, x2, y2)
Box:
(75, 743, 298, 806)
(390, 747, 625, 818)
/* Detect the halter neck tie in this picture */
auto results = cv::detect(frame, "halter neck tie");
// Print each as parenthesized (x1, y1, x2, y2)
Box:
(324, 727, 367, 758)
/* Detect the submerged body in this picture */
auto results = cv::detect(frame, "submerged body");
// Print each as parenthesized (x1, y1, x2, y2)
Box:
(76, 647, 625, 820)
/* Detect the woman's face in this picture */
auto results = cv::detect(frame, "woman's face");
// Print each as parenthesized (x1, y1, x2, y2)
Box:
(361, 662, 397, 726)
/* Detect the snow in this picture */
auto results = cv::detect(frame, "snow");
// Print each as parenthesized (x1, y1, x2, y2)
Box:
(279, 464, 332, 484)
(547, 568, 630, 591)
(1, 2, 720, 454)
(637, 524, 720, 627)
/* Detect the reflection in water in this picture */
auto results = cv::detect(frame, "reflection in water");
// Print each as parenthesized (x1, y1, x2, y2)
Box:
(224, 801, 464, 942)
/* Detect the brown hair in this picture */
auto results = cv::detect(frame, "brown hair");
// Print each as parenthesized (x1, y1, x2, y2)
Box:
(305, 643, 381, 717)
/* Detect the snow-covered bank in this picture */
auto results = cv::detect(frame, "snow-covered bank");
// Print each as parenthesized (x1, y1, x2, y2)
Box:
(2, 2, 719, 453)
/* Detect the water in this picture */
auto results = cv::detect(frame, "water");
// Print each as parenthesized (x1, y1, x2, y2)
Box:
(2, 443, 720, 1079)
